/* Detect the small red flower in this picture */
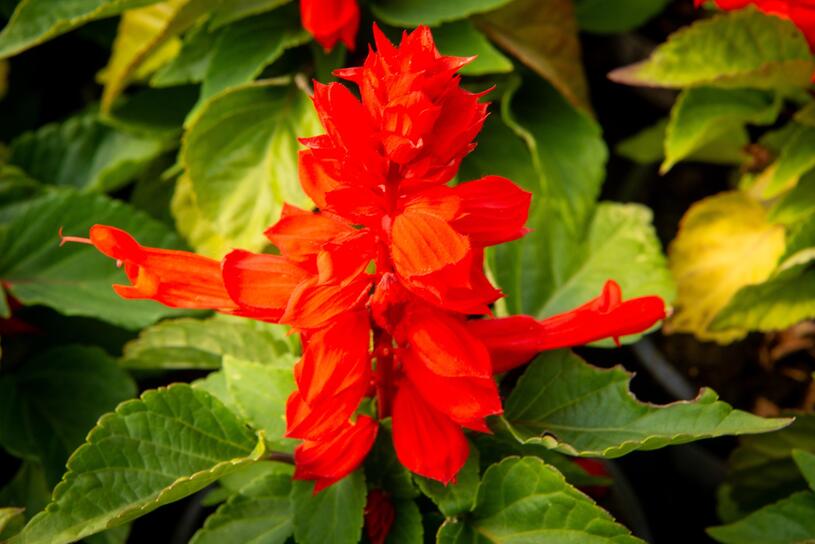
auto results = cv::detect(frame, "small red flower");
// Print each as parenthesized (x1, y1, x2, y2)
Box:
(66, 25, 667, 491)
(364, 489, 396, 544)
(698, 0, 815, 49)
(300, 0, 359, 52)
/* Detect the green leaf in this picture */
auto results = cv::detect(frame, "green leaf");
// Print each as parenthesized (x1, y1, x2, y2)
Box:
(708, 492, 815, 544)
(769, 171, 815, 225)
(223, 356, 296, 450)
(415, 443, 479, 517)
(388, 499, 422, 544)
(9, 111, 169, 192)
(0, 508, 25, 540)
(432, 20, 512, 76)
(0, 463, 51, 520)
(575, 0, 670, 33)
(793, 450, 815, 491)
(209, 0, 291, 28)
(291, 470, 366, 544)
(191, 468, 293, 544)
(0, 190, 189, 329)
(760, 124, 815, 199)
(121, 315, 297, 370)
(609, 8, 815, 90)
(103, 86, 199, 139)
(182, 80, 320, 251)
(437, 457, 642, 543)
(717, 414, 815, 523)
(0, 0, 160, 59)
(662, 87, 781, 173)
(11, 384, 266, 544)
(150, 23, 217, 87)
(364, 426, 417, 500)
(474, 0, 590, 112)
(711, 267, 815, 333)
(503, 350, 791, 457)
(200, 6, 308, 101)
(170, 173, 231, 258)
(0, 346, 137, 485)
(0, 165, 44, 221)
(370, 0, 512, 26)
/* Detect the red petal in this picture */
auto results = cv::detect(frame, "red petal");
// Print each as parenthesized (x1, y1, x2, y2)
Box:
(316, 229, 377, 285)
(88, 225, 236, 310)
(300, 0, 360, 52)
(391, 211, 470, 278)
(286, 382, 369, 441)
(264, 205, 354, 264)
(452, 176, 531, 246)
(298, 149, 341, 210)
(391, 378, 469, 483)
(282, 274, 372, 330)
(293, 415, 378, 492)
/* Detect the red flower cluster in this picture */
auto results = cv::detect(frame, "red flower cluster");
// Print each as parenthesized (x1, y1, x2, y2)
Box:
(300, 0, 359, 52)
(65, 26, 666, 492)
(697, 0, 815, 48)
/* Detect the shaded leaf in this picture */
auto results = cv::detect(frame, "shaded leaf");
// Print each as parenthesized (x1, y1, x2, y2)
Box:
(415, 444, 479, 517)
(609, 8, 815, 90)
(769, 171, 815, 225)
(474, 0, 590, 112)
(708, 492, 815, 544)
(150, 23, 217, 87)
(432, 20, 512, 76)
(370, 0, 512, 26)
(575, 0, 670, 33)
(209, 0, 291, 28)
(121, 315, 297, 370)
(0, 190, 189, 329)
(503, 350, 790, 457)
(0, 463, 51, 521)
(182, 80, 320, 251)
(0, 508, 25, 540)
(387, 499, 422, 544)
(666, 191, 785, 343)
(437, 457, 642, 543)
(291, 470, 366, 544)
(793, 450, 815, 491)
(10, 385, 266, 544)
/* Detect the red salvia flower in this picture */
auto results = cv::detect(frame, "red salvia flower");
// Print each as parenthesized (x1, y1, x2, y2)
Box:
(300, 0, 359, 52)
(64, 25, 667, 490)
(697, 0, 815, 49)
(364, 489, 396, 544)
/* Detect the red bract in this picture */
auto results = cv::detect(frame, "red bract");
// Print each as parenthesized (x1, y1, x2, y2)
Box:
(65, 26, 667, 490)
(364, 489, 395, 544)
(697, 0, 815, 48)
(300, 0, 359, 52)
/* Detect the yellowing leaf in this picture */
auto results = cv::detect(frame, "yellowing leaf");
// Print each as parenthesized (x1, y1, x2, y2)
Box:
(101, 0, 216, 111)
(171, 174, 231, 258)
(474, 0, 590, 113)
(665, 191, 785, 343)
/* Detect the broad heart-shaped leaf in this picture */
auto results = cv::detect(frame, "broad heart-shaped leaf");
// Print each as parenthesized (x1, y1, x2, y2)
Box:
(502, 351, 790, 458)
(662, 87, 781, 173)
(100, 0, 219, 112)
(0, 346, 136, 486)
(717, 414, 815, 523)
(290, 470, 366, 544)
(370, 0, 512, 26)
(609, 8, 815, 90)
(200, 5, 308, 102)
(190, 466, 293, 544)
(437, 457, 643, 544)
(432, 20, 512, 76)
(415, 442, 479, 517)
(474, 0, 590, 113)
(665, 191, 786, 343)
(8, 111, 170, 192)
(182, 79, 320, 251)
(575, 0, 670, 33)
(121, 315, 297, 370)
(708, 492, 815, 544)
(223, 356, 296, 451)
(0, 0, 160, 59)
(10, 385, 266, 544)
(0, 190, 189, 329)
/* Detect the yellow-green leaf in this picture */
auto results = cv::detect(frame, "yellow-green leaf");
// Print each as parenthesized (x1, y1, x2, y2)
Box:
(665, 191, 785, 343)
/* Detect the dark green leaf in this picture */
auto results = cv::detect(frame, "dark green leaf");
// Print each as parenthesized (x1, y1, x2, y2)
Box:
(291, 470, 366, 544)
(387, 499, 422, 544)
(793, 450, 815, 491)
(708, 492, 815, 544)
(575, 0, 670, 33)
(415, 444, 479, 517)
(370, 0, 513, 26)
(432, 20, 512, 76)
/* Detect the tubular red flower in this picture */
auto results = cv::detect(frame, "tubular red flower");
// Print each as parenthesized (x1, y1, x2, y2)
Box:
(299, 0, 359, 52)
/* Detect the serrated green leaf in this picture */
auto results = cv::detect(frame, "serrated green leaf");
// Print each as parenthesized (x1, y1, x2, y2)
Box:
(0, 165, 44, 221)
(0, 0, 160, 59)
(575, 0, 670, 33)
(9, 111, 169, 192)
(415, 443, 479, 517)
(609, 8, 815, 90)
(223, 356, 296, 450)
(0, 190, 189, 328)
(503, 351, 791, 457)
(792, 450, 815, 491)
(11, 384, 266, 544)
(121, 315, 297, 370)
(0, 346, 136, 485)
(474, 0, 590, 113)
(432, 20, 512, 76)
(370, 0, 512, 26)
(708, 491, 815, 544)
(663, 87, 781, 173)
(200, 6, 308, 101)
(191, 469, 293, 544)
(437, 457, 642, 543)
(204, 461, 291, 506)
(291, 470, 366, 544)
(717, 414, 815, 523)
(388, 499, 422, 544)
(182, 80, 320, 251)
